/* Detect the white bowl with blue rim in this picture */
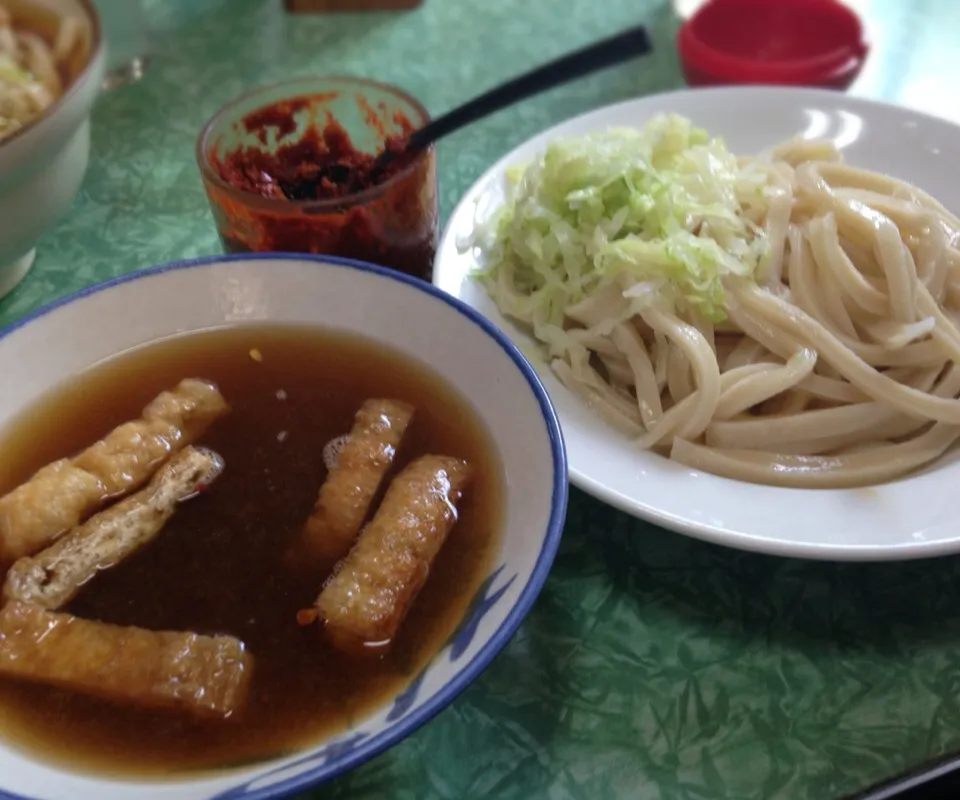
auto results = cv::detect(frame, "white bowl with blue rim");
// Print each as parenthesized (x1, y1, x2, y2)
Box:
(0, 253, 567, 800)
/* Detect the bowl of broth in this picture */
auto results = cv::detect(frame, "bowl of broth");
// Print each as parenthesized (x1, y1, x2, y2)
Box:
(0, 253, 567, 799)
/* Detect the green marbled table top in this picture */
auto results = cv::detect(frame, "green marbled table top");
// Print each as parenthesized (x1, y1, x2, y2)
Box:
(2, 1, 960, 797)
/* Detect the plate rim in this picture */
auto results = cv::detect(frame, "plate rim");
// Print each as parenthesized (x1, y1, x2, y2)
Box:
(434, 85, 960, 562)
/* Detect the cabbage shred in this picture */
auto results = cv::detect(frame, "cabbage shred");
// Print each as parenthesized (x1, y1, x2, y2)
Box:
(467, 114, 771, 357)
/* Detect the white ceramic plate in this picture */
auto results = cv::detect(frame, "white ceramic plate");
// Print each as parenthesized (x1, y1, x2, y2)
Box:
(435, 86, 960, 561)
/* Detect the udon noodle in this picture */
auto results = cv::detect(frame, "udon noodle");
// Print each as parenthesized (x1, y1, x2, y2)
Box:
(0, 3, 83, 141)
(473, 134, 960, 489)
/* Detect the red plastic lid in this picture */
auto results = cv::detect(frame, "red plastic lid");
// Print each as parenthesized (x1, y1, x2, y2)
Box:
(677, 0, 870, 89)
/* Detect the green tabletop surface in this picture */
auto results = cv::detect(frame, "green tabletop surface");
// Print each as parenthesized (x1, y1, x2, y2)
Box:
(3, 1, 960, 798)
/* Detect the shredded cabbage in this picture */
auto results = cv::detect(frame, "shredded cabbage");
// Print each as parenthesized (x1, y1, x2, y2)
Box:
(463, 114, 771, 353)
(0, 60, 30, 84)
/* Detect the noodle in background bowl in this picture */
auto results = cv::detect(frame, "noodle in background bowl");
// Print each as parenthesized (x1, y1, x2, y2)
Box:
(436, 86, 960, 561)
(0, 0, 103, 300)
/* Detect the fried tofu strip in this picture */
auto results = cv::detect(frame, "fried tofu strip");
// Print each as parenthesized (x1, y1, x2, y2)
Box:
(0, 461, 101, 570)
(4, 447, 225, 610)
(74, 378, 228, 495)
(314, 454, 472, 653)
(0, 602, 252, 719)
(0, 379, 228, 568)
(297, 398, 414, 566)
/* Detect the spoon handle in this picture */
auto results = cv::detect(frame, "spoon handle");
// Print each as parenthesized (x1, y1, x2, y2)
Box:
(407, 24, 653, 151)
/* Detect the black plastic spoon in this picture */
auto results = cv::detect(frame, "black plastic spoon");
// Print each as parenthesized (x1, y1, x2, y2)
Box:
(368, 24, 653, 179)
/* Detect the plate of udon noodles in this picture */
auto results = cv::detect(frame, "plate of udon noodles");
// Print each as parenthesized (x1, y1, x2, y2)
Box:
(436, 86, 960, 560)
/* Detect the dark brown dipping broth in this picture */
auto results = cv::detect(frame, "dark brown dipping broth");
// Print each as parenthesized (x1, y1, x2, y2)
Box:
(0, 325, 503, 776)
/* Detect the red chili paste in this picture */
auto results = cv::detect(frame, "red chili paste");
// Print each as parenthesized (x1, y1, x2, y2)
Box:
(204, 93, 437, 281)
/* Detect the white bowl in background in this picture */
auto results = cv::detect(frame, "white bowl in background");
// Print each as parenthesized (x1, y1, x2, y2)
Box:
(0, 253, 567, 800)
(0, 0, 105, 299)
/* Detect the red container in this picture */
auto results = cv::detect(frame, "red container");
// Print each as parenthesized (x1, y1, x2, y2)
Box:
(196, 77, 438, 282)
(677, 0, 869, 90)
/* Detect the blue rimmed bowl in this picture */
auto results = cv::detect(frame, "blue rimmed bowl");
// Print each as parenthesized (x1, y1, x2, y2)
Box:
(0, 253, 567, 800)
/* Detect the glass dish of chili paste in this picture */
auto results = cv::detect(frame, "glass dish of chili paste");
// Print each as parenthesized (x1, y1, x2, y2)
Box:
(196, 77, 438, 281)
